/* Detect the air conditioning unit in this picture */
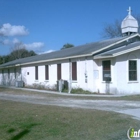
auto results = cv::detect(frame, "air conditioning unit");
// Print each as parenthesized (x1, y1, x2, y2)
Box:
(15, 81, 24, 87)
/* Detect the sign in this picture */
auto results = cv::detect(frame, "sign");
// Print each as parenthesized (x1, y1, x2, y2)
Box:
(104, 74, 111, 78)
(94, 70, 99, 79)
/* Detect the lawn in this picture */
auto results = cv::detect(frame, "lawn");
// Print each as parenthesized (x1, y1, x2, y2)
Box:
(0, 99, 140, 140)
(1, 87, 140, 101)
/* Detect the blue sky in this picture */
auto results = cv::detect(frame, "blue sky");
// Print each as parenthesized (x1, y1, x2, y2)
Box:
(0, 0, 140, 55)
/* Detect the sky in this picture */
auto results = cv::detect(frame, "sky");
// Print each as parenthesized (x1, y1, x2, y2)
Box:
(0, 0, 140, 55)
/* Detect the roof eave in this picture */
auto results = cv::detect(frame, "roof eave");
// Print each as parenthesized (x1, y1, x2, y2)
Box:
(94, 44, 140, 59)
(94, 55, 113, 59)
(113, 45, 140, 57)
(91, 33, 140, 55)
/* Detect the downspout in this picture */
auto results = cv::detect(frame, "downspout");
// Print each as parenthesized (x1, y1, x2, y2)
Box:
(85, 57, 88, 84)
(68, 59, 72, 93)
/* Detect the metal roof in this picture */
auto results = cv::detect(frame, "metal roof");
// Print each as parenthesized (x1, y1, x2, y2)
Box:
(0, 35, 138, 68)
(94, 41, 140, 58)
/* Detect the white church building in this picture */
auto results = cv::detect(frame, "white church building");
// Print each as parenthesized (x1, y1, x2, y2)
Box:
(0, 7, 140, 94)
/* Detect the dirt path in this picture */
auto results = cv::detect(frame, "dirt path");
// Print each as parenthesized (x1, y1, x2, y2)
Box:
(0, 92, 140, 120)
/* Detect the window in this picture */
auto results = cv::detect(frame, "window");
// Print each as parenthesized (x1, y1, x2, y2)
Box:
(45, 65, 49, 80)
(102, 60, 111, 81)
(72, 62, 77, 80)
(14, 68, 16, 79)
(2, 69, 4, 78)
(57, 64, 61, 80)
(8, 69, 10, 79)
(129, 60, 137, 81)
(35, 66, 38, 80)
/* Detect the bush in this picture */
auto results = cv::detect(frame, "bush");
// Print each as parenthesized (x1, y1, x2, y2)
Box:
(25, 83, 57, 91)
(33, 83, 45, 90)
(71, 88, 93, 94)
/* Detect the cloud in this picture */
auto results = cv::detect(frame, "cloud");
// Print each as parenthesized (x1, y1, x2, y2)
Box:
(2, 38, 20, 46)
(2, 39, 11, 45)
(13, 38, 20, 44)
(24, 42, 44, 50)
(2, 39, 44, 52)
(0, 23, 29, 36)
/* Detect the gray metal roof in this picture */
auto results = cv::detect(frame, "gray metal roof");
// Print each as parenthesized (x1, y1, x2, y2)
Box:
(0, 36, 133, 68)
(94, 41, 140, 57)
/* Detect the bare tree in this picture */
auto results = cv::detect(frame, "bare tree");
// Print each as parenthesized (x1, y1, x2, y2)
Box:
(101, 15, 140, 39)
(10, 42, 25, 60)
(101, 20, 122, 38)
(9, 42, 36, 61)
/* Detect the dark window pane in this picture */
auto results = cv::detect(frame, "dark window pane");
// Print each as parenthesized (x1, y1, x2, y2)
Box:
(72, 62, 77, 80)
(103, 61, 111, 70)
(129, 71, 137, 81)
(129, 60, 137, 81)
(14, 68, 16, 79)
(8, 69, 10, 79)
(35, 66, 38, 80)
(45, 65, 49, 80)
(102, 60, 111, 81)
(129, 60, 136, 70)
(57, 64, 61, 80)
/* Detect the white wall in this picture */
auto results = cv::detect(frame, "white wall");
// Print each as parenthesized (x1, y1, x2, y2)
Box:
(97, 49, 140, 94)
(115, 49, 140, 94)
(2, 50, 140, 94)
(20, 58, 96, 92)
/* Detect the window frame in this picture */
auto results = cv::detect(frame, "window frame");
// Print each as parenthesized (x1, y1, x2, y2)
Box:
(2, 69, 4, 79)
(8, 69, 10, 79)
(128, 60, 137, 81)
(45, 65, 49, 80)
(35, 66, 38, 80)
(57, 64, 61, 80)
(72, 62, 77, 81)
(14, 68, 16, 79)
(102, 60, 111, 82)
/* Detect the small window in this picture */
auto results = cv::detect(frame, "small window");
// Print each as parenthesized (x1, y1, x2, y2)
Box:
(2, 69, 4, 78)
(27, 72, 29, 75)
(102, 60, 111, 81)
(45, 65, 49, 80)
(129, 60, 137, 81)
(35, 66, 38, 80)
(72, 62, 77, 80)
(14, 68, 16, 79)
(57, 64, 61, 80)
(8, 69, 10, 79)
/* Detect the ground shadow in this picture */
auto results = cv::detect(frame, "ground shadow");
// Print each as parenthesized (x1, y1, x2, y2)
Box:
(7, 123, 39, 140)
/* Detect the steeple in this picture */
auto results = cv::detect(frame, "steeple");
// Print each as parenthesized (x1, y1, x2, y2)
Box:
(121, 7, 138, 36)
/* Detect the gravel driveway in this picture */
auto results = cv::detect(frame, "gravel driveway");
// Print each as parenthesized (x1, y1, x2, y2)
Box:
(0, 91, 140, 120)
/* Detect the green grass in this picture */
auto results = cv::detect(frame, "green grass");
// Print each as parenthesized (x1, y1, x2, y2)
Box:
(0, 99, 140, 140)
(62, 88, 94, 94)
(1, 87, 140, 101)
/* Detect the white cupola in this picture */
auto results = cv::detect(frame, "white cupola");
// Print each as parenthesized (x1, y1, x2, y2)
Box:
(121, 7, 139, 36)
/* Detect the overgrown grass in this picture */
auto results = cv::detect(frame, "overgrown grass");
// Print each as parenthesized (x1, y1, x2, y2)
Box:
(71, 88, 94, 94)
(62, 88, 95, 94)
(0, 99, 140, 140)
